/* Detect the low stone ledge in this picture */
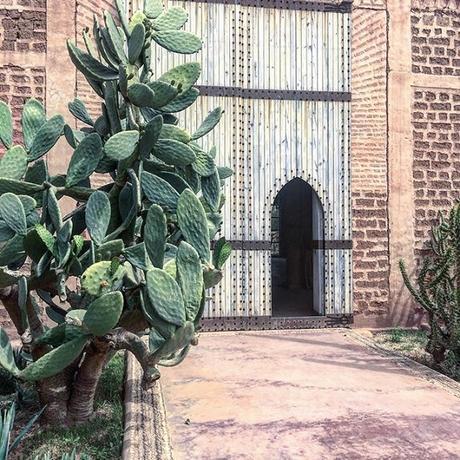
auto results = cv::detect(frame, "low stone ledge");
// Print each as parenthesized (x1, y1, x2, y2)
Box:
(123, 352, 173, 460)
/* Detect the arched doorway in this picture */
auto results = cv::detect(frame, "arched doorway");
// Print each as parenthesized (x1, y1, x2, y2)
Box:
(271, 178, 325, 317)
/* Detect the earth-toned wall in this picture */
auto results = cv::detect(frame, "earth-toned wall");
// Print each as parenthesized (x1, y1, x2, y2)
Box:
(352, 0, 460, 327)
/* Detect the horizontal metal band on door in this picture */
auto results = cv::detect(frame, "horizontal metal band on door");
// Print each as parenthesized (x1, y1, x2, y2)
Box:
(200, 314, 353, 332)
(183, 0, 352, 13)
(212, 240, 353, 250)
(196, 86, 351, 102)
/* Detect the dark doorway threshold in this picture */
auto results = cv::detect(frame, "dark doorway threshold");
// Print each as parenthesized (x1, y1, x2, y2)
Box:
(272, 286, 320, 317)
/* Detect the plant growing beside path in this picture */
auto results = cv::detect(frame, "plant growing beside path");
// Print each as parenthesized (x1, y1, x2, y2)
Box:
(0, 0, 232, 425)
(400, 203, 460, 378)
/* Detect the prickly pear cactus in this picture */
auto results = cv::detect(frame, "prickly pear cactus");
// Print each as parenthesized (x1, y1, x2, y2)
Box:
(0, 0, 232, 390)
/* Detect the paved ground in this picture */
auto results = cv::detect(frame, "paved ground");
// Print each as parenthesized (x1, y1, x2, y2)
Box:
(161, 329, 460, 460)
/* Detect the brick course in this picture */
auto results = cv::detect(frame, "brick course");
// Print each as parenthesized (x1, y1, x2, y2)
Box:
(351, 6, 390, 321)
(411, 10, 460, 76)
(0, 3, 46, 53)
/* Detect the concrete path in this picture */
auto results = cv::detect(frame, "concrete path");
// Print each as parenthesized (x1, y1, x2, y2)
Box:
(161, 329, 460, 460)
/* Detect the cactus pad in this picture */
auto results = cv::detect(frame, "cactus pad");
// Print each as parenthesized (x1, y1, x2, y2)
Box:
(85, 191, 111, 245)
(203, 267, 223, 289)
(67, 40, 119, 81)
(66, 133, 103, 187)
(147, 81, 178, 109)
(144, 204, 167, 268)
(192, 150, 216, 177)
(128, 83, 156, 107)
(128, 23, 145, 64)
(146, 268, 185, 326)
(153, 7, 188, 30)
(124, 242, 153, 271)
(176, 241, 203, 321)
(159, 125, 191, 143)
(144, 0, 164, 19)
(153, 30, 202, 54)
(19, 335, 88, 381)
(159, 62, 201, 94)
(202, 168, 221, 211)
(81, 260, 126, 296)
(213, 237, 232, 270)
(47, 188, 63, 231)
(155, 321, 194, 359)
(161, 87, 200, 113)
(104, 130, 139, 161)
(154, 139, 196, 167)
(0, 102, 12, 148)
(29, 115, 65, 161)
(177, 189, 210, 262)
(83, 291, 124, 336)
(139, 115, 163, 158)
(141, 170, 180, 210)
(192, 107, 223, 140)
(21, 98, 46, 151)
(0, 193, 27, 235)
(0, 328, 19, 376)
(68, 98, 94, 126)
(95, 239, 124, 261)
(0, 146, 28, 180)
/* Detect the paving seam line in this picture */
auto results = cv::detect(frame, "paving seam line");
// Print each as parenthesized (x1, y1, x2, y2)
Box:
(122, 351, 174, 460)
(347, 330, 460, 399)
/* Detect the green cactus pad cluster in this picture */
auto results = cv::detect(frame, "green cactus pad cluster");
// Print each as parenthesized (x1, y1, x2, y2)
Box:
(0, 0, 233, 387)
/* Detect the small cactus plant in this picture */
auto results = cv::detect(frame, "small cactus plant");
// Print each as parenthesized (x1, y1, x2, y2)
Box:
(0, 0, 232, 424)
(400, 203, 460, 378)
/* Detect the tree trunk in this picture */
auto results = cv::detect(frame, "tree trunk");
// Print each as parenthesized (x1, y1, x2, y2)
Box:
(67, 341, 109, 423)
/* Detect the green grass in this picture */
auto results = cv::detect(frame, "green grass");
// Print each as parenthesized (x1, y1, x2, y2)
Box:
(372, 328, 433, 368)
(15, 353, 125, 460)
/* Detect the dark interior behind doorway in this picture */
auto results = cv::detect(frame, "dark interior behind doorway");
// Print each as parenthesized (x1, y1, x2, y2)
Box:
(271, 179, 324, 317)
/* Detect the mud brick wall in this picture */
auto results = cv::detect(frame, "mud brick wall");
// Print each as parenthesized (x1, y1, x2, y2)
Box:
(412, 88, 460, 261)
(411, 10, 460, 77)
(351, 3, 390, 324)
(0, 0, 46, 53)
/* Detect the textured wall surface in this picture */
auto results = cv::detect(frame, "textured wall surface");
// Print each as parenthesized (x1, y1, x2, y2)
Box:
(411, 10, 460, 76)
(351, 3, 390, 324)
(0, 0, 46, 52)
(412, 90, 460, 259)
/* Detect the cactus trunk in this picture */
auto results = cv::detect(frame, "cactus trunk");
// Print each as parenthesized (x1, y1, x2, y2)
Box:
(68, 341, 110, 423)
